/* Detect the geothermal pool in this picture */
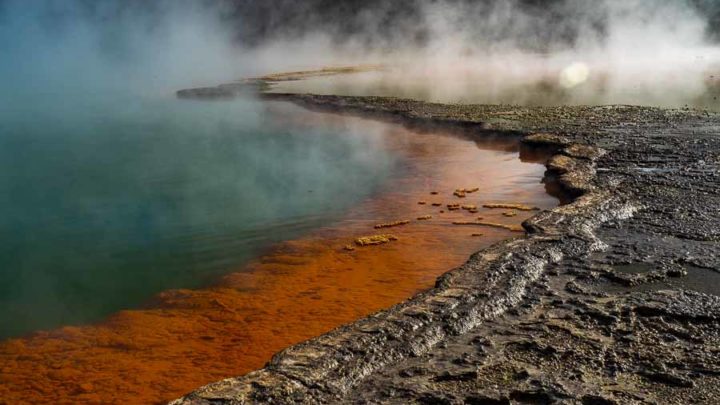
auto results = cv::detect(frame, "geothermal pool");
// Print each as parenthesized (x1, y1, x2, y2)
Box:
(0, 95, 403, 339)
(0, 93, 556, 403)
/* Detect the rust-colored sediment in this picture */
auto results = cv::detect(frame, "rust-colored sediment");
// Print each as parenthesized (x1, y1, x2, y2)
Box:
(0, 113, 554, 404)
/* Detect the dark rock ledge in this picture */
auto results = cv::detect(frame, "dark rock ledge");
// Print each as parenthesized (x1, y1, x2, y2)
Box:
(172, 91, 720, 404)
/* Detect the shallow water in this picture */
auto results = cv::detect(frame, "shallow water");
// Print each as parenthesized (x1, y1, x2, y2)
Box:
(0, 95, 404, 338)
(613, 264, 720, 296)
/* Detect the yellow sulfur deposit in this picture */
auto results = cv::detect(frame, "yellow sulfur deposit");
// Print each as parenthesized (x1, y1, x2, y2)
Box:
(344, 245, 356, 251)
(374, 220, 410, 229)
(355, 234, 399, 246)
(417, 215, 432, 220)
(483, 203, 539, 211)
(503, 211, 518, 217)
(454, 187, 479, 197)
(461, 204, 477, 211)
(478, 222, 525, 232)
(451, 221, 525, 233)
(452, 221, 480, 225)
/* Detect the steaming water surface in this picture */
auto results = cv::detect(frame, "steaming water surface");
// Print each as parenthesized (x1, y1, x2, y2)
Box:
(0, 94, 402, 338)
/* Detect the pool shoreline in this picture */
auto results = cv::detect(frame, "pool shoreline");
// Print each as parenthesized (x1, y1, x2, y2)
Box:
(172, 89, 612, 403)
(173, 75, 720, 404)
(0, 87, 556, 404)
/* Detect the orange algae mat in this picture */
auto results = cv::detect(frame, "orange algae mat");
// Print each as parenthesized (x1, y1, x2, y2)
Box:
(0, 112, 556, 404)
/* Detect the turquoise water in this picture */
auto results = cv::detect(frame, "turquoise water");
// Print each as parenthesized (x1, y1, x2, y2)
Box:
(0, 93, 398, 338)
(0, 0, 403, 338)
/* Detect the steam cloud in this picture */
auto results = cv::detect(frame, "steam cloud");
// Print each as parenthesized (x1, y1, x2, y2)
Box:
(1, 0, 719, 106)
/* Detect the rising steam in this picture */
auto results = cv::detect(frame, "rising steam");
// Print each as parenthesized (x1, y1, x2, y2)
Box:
(1, 0, 719, 107)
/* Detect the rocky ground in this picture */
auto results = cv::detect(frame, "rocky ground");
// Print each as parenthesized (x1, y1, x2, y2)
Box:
(171, 87, 720, 404)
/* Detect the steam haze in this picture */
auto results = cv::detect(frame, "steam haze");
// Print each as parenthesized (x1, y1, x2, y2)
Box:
(1, 0, 719, 108)
(241, 0, 720, 108)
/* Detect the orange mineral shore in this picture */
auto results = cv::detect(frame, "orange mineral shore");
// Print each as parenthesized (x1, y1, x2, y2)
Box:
(0, 113, 556, 404)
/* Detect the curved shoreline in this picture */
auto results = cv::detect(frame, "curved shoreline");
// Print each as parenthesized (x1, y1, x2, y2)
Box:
(171, 92, 627, 402)
(173, 81, 720, 404)
(0, 89, 556, 404)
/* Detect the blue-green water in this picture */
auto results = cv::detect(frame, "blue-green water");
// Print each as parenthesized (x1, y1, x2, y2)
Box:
(0, 93, 398, 338)
(0, 0, 401, 338)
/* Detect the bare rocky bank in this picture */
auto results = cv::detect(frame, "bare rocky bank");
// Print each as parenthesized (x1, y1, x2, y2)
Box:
(171, 89, 720, 404)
